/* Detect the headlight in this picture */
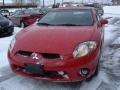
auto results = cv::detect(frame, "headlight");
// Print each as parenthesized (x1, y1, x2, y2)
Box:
(9, 37, 16, 52)
(73, 41, 97, 58)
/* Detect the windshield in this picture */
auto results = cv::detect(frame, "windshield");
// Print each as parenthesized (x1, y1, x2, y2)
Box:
(37, 9, 94, 26)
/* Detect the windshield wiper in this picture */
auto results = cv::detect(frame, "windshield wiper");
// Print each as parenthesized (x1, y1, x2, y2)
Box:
(37, 22, 54, 26)
(57, 24, 80, 26)
(37, 23, 82, 26)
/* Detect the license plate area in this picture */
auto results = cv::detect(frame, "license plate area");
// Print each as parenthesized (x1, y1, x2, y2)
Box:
(24, 63, 44, 75)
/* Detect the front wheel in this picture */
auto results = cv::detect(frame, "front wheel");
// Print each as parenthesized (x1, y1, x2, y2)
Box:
(86, 64, 99, 82)
(7, 27, 14, 36)
(94, 63, 100, 76)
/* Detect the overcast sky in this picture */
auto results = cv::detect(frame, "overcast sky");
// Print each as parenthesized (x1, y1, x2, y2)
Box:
(0, 0, 112, 5)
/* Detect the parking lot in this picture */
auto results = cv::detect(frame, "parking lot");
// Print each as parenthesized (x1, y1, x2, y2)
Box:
(0, 3, 120, 90)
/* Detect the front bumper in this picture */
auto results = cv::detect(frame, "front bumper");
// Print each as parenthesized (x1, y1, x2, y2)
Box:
(8, 48, 100, 82)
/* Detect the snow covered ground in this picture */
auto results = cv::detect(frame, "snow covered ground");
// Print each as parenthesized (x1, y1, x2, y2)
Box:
(103, 6, 120, 18)
(0, 6, 120, 90)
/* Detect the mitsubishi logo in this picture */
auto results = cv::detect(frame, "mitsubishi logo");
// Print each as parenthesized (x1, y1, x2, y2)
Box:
(31, 53, 39, 60)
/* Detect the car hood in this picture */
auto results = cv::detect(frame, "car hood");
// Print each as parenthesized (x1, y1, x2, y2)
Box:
(15, 25, 96, 55)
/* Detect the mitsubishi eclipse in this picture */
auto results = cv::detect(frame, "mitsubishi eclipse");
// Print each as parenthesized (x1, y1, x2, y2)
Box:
(8, 7, 108, 82)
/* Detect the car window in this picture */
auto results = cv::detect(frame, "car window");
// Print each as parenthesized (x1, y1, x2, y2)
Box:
(12, 10, 24, 16)
(1, 10, 9, 13)
(38, 9, 94, 26)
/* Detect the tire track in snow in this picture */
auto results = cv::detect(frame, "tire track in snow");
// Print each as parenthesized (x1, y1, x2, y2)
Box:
(0, 66, 16, 83)
(0, 73, 16, 83)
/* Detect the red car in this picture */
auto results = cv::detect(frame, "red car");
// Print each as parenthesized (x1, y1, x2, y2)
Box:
(9, 9, 44, 27)
(8, 7, 108, 82)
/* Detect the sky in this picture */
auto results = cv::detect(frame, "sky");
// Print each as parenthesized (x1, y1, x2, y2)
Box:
(0, 0, 112, 5)
(0, 0, 12, 3)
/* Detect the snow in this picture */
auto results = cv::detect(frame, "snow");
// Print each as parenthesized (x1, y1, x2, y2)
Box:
(103, 6, 120, 18)
(0, 27, 21, 69)
(0, 6, 120, 90)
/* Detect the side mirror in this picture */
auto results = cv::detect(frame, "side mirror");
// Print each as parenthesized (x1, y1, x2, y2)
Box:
(100, 19, 108, 25)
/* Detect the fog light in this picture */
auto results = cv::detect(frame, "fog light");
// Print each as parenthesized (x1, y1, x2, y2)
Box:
(80, 68, 89, 76)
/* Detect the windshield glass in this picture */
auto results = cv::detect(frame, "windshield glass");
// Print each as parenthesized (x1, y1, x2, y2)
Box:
(37, 9, 94, 26)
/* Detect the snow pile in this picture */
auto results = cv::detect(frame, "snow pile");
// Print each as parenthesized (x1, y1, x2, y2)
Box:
(0, 27, 22, 68)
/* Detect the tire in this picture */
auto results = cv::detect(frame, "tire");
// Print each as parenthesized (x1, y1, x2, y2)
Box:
(8, 32, 13, 36)
(94, 63, 100, 76)
(86, 52, 101, 82)
(93, 49, 101, 77)
(8, 29, 14, 36)
(86, 64, 99, 82)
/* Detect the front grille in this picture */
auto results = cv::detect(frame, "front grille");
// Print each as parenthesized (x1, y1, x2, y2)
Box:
(16, 50, 60, 59)
(16, 50, 32, 57)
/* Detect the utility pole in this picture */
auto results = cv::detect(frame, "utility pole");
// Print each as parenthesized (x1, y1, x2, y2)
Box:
(81, 0, 83, 4)
(20, 0, 22, 9)
(43, 0, 44, 7)
(62, 0, 63, 6)
(2, 0, 5, 9)
(54, 0, 56, 5)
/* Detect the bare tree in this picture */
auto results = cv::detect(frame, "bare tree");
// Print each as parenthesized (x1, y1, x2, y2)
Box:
(112, 0, 120, 4)
(116, 0, 120, 4)
(28, 0, 40, 5)
(12, 0, 25, 5)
